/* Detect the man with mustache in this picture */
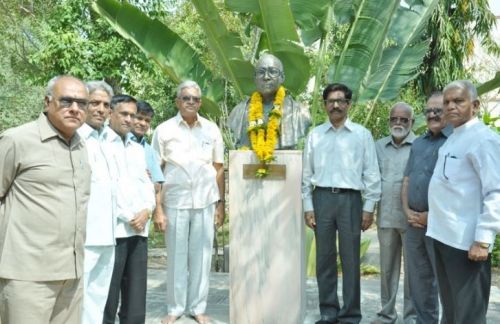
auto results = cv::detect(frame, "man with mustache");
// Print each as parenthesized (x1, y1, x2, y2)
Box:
(302, 83, 381, 324)
(78, 80, 117, 324)
(0, 75, 91, 323)
(373, 102, 416, 324)
(427, 80, 500, 324)
(103, 95, 156, 324)
(401, 92, 452, 324)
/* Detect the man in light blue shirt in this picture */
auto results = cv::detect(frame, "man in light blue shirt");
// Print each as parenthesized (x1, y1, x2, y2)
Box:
(130, 100, 166, 232)
(427, 80, 500, 324)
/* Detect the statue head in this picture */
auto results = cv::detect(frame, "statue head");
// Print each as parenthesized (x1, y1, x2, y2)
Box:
(254, 54, 285, 101)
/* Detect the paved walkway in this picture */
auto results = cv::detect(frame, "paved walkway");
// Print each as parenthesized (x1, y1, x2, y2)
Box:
(144, 229, 500, 323)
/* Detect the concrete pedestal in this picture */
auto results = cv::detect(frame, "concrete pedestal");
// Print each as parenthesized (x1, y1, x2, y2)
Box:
(229, 150, 306, 324)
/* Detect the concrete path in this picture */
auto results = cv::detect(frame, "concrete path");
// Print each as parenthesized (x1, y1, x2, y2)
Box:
(144, 228, 500, 323)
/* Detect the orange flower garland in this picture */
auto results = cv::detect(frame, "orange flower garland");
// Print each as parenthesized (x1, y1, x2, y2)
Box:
(247, 86, 286, 177)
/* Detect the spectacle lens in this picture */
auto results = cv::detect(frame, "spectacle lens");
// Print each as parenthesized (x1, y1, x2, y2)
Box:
(389, 117, 410, 124)
(180, 96, 201, 103)
(57, 97, 89, 110)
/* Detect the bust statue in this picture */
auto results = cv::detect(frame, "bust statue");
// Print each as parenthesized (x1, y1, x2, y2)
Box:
(228, 53, 311, 149)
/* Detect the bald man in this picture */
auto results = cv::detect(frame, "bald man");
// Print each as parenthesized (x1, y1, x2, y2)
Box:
(373, 103, 416, 324)
(0, 75, 91, 324)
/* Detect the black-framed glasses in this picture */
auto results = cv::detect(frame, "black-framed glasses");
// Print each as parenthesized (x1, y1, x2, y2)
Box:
(255, 67, 282, 78)
(442, 152, 457, 180)
(179, 96, 201, 103)
(89, 100, 110, 109)
(53, 96, 89, 110)
(424, 107, 443, 115)
(324, 98, 350, 106)
(389, 116, 410, 124)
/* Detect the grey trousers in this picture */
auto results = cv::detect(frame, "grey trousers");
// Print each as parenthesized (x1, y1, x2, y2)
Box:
(433, 239, 491, 324)
(375, 227, 415, 324)
(405, 226, 439, 324)
(313, 188, 362, 324)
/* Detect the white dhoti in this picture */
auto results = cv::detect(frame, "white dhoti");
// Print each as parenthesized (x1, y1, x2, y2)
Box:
(82, 245, 115, 324)
(165, 204, 215, 316)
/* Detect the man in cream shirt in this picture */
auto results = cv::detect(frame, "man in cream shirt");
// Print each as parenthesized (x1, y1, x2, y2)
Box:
(153, 80, 225, 324)
(427, 80, 500, 324)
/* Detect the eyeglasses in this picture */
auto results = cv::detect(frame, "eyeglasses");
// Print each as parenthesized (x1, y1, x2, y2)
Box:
(53, 96, 89, 110)
(179, 95, 201, 103)
(389, 116, 411, 124)
(89, 100, 110, 109)
(324, 98, 350, 106)
(424, 107, 443, 115)
(255, 67, 282, 78)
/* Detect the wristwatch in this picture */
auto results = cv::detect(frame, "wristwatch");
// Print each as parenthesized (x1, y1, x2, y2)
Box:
(478, 242, 490, 249)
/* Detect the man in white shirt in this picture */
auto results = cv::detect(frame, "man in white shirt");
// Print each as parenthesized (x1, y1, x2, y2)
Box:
(302, 83, 381, 324)
(78, 80, 116, 324)
(102, 94, 155, 324)
(427, 80, 500, 324)
(153, 80, 225, 324)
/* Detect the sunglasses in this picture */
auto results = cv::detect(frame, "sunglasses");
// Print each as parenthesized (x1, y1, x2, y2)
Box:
(424, 107, 443, 115)
(389, 117, 411, 124)
(52, 96, 89, 110)
(179, 96, 201, 103)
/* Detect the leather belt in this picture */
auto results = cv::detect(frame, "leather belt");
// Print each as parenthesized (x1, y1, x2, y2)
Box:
(315, 186, 358, 194)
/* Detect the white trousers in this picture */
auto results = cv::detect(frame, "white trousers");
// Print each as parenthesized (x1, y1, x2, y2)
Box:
(82, 245, 115, 324)
(166, 205, 215, 316)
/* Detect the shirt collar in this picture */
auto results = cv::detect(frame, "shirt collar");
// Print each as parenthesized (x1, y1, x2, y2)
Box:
(453, 117, 479, 134)
(384, 131, 416, 147)
(78, 123, 100, 140)
(323, 118, 354, 133)
(103, 126, 132, 146)
(128, 133, 146, 146)
(38, 112, 82, 146)
(175, 112, 201, 128)
(424, 124, 453, 139)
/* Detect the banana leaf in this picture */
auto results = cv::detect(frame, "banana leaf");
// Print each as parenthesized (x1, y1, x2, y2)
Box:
(92, 0, 223, 115)
(191, 0, 255, 97)
(359, 0, 438, 108)
(289, 0, 331, 46)
(225, 0, 311, 95)
(327, 0, 399, 100)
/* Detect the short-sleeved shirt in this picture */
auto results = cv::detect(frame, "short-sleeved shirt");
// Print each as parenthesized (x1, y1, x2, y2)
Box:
(129, 134, 165, 184)
(375, 133, 416, 228)
(0, 113, 91, 281)
(152, 113, 224, 209)
(403, 126, 452, 212)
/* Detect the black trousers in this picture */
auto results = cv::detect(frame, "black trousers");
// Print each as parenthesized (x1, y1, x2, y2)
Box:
(313, 188, 362, 324)
(103, 236, 148, 324)
(433, 239, 491, 324)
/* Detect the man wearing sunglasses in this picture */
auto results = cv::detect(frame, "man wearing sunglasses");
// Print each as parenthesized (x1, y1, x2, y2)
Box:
(228, 53, 310, 149)
(152, 80, 225, 324)
(401, 92, 452, 324)
(372, 103, 416, 324)
(0, 75, 91, 323)
(427, 80, 500, 324)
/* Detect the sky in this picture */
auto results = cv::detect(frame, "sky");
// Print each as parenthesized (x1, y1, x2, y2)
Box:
(490, 0, 500, 16)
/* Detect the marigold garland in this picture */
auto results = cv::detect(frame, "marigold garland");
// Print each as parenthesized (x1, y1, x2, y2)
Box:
(247, 86, 286, 177)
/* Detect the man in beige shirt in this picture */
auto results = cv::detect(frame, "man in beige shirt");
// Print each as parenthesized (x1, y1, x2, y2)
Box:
(153, 80, 225, 324)
(0, 75, 91, 324)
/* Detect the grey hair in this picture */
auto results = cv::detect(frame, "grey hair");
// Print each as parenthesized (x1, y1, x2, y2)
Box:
(176, 80, 202, 98)
(427, 91, 443, 100)
(443, 80, 478, 101)
(86, 80, 114, 97)
(46, 75, 88, 96)
(390, 102, 414, 118)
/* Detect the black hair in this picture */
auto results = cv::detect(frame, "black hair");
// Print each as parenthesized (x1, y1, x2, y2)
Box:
(110, 94, 137, 110)
(136, 100, 155, 117)
(322, 83, 353, 101)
